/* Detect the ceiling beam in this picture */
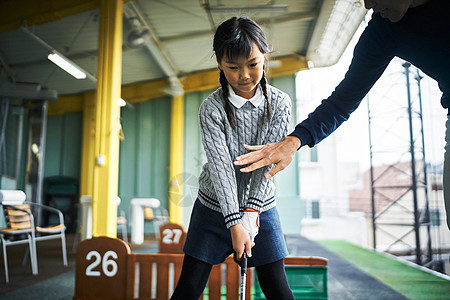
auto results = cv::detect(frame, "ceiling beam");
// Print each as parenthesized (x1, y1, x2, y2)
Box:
(268, 55, 309, 78)
(0, 0, 98, 33)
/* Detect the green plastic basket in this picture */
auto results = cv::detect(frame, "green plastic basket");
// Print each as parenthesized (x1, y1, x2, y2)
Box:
(254, 265, 328, 300)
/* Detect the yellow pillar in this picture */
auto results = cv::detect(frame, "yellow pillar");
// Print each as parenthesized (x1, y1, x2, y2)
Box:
(92, 0, 123, 237)
(80, 92, 96, 197)
(169, 94, 184, 224)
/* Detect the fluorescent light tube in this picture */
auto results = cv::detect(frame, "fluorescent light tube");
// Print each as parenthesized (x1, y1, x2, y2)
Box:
(48, 52, 87, 79)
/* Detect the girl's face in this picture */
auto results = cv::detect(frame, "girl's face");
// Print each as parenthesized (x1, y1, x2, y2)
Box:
(218, 43, 265, 99)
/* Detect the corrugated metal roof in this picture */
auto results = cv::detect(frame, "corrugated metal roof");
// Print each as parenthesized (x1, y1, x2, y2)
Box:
(0, 0, 367, 96)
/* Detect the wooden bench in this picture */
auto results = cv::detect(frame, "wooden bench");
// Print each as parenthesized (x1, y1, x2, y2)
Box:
(74, 236, 327, 300)
(126, 254, 252, 300)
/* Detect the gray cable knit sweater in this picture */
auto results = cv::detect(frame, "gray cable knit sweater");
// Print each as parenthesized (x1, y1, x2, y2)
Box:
(198, 84, 292, 228)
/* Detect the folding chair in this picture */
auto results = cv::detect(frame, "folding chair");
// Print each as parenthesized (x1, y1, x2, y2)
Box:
(0, 203, 38, 283)
(143, 201, 169, 239)
(0, 190, 38, 283)
(0, 190, 67, 283)
(27, 201, 68, 267)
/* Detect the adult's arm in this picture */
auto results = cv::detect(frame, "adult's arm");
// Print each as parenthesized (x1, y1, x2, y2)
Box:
(235, 16, 395, 177)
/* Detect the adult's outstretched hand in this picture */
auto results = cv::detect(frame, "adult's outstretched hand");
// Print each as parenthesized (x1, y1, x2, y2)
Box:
(234, 136, 301, 179)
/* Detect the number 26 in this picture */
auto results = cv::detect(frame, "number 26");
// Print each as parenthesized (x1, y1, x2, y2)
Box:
(85, 250, 118, 277)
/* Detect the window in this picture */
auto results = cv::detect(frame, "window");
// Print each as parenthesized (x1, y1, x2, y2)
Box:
(299, 147, 318, 163)
(311, 200, 320, 219)
(419, 208, 441, 226)
(429, 209, 441, 227)
(310, 147, 318, 162)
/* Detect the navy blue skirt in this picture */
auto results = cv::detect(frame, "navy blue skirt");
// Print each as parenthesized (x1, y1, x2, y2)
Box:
(183, 199, 288, 267)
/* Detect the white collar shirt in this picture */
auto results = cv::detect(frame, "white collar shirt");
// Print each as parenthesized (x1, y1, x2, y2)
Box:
(227, 84, 264, 109)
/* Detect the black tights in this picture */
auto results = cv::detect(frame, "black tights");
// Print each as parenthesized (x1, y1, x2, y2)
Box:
(171, 255, 294, 300)
(171, 255, 212, 300)
(256, 259, 294, 300)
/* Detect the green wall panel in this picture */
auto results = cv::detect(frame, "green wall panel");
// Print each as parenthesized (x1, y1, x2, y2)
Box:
(44, 112, 82, 179)
(119, 97, 171, 234)
(45, 115, 63, 177)
(119, 106, 136, 196)
(182, 89, 213, 227)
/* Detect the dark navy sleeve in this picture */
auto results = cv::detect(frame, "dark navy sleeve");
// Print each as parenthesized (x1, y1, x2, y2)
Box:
(290, 16, 395, 148)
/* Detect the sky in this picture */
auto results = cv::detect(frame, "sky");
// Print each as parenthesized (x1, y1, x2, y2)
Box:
(295, 14, 446, 173)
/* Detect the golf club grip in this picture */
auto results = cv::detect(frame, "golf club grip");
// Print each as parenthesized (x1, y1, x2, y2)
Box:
(241, 252, 247, 275)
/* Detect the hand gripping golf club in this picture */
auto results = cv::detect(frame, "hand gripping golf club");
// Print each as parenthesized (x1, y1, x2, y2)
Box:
(239, 252, 248, 300)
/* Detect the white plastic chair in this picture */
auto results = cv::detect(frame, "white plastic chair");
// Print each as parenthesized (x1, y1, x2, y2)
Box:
(0, 190, 67, 283)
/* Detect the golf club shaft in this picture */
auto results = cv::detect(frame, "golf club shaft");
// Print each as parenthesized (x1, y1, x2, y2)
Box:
(240, 252, 247, 300)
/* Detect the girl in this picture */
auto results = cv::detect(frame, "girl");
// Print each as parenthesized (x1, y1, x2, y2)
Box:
(171, 17, 294, 300)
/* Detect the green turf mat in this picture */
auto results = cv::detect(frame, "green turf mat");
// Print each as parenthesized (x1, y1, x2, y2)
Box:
(317, 240, 450, 300)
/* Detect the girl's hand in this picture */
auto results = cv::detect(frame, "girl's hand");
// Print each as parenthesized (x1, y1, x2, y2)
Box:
(241, 209, 260, 243)
(230, 223, 253, 259)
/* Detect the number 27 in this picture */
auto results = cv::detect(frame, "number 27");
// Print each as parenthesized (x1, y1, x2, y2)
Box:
(162, 228, 182, 244)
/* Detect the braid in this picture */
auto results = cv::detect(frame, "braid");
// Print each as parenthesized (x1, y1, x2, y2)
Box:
(219, 69, 237, 128)
(260, 70, 272, 123)
(219, 69, 229, 99)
